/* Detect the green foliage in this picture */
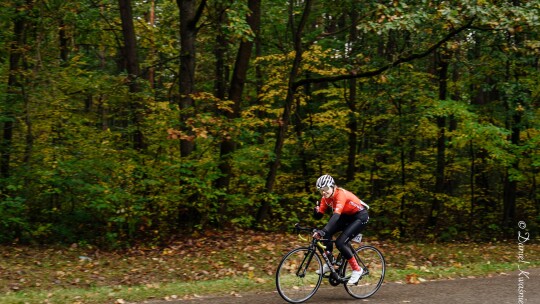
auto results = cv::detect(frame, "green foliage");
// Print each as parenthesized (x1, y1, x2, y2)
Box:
(0, 194, 28, 243)
(0, 0, 538, 246)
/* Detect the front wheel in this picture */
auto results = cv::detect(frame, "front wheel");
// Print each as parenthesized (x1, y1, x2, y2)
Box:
(276, 247, 323, 303)
(343, 245, 385, 299)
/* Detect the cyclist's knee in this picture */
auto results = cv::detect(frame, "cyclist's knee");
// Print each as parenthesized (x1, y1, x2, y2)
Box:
(335, 236, 347, 251)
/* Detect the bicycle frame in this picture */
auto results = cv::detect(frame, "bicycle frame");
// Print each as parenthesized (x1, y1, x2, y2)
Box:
(298, 230, 355, 284)
(276, 224, 386, 303)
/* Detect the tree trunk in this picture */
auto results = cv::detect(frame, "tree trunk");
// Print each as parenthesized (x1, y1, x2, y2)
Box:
(213, 8, 228, 101)
(399, 137, 406, 235)
(118, 0, 144, 151)
(2, 4, 28, 179)
(256, 0, 313, 223)
(177, 0, 206, 157)
(216, 0, 261, 190)
(468, 140, 475, 233)
(345, 78, 358, 183)
(293, 83, 311, 193)
(146, 0, 156, 89)
(503, 111, 520, 228)
(59, 19, 69, 63)
(503, 1, 524, 229)
(428, 50, 450, 227)
(345, 10, 359, 183)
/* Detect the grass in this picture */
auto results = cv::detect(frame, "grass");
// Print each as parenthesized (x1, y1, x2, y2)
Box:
(0, 278, 262, 304)
(1, 230, 539, 304)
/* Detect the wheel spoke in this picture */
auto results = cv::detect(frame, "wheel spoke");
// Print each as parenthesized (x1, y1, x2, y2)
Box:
(276, 248, 322, 303)
(343, 245, 385, 299)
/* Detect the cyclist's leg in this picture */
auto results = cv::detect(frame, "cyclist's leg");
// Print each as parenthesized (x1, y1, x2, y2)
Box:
(336, 210, 369, 259)
(323, 219, 348, 259)
(336, 211, 369, 284)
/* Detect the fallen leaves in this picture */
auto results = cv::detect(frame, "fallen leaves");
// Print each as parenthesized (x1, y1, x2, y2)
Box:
(163, 294, 179, 301)
(1, 231, 539, 297)
(405, 274, 428, 284)
(405, 274, 419, 284)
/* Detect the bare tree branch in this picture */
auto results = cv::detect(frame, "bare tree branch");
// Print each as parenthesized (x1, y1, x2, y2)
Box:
(292, 17, 476, 91)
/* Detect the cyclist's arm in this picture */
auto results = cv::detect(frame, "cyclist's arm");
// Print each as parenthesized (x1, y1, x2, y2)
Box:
(313, 199, 327, 220)
(313, 200, 326, 220)
(321, 194, 345, 234)
(313, 206, 324, 220)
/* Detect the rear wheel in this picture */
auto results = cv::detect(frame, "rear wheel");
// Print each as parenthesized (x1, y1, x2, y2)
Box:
(343, 245, 385, 298)
(276, 247, 323, 303)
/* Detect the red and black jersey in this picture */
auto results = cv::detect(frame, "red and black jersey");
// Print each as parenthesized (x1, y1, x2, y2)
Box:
(318, 187, 368, 215)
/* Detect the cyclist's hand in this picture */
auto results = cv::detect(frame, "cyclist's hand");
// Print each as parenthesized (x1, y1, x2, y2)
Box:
(313, 204, 323, 220)
(313, 229, 325, 239)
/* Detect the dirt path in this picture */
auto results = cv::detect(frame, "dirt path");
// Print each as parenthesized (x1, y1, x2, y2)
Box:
(144, 267, 538, 304)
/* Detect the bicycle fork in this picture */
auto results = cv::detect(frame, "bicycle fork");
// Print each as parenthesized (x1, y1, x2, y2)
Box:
(296, 248, 317, 278)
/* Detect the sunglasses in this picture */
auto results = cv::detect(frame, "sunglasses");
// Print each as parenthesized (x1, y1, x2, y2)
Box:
(318, 186, 332, 194)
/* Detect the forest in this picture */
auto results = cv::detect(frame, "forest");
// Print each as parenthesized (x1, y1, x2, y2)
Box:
(0, 0, 539, 247)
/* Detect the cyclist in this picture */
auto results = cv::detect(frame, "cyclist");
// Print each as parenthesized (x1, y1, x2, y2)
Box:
(312, 174, 369, 285)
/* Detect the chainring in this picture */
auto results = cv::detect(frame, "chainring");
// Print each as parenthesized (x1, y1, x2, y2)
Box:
(328, 271, 342, 286)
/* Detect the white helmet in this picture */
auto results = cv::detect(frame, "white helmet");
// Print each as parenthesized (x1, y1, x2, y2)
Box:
(316, 174, 335, 189)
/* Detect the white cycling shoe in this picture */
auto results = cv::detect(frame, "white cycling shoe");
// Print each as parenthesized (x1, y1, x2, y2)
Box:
(347, 268, 364, 285)
(316, 264, 332, 275)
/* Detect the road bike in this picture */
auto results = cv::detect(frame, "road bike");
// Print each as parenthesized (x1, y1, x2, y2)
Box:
(276, 223, 385, 303)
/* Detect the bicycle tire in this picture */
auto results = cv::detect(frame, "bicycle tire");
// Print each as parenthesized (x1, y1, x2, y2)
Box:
(276, 247, 323, 303)
(343, 245, 385, 299)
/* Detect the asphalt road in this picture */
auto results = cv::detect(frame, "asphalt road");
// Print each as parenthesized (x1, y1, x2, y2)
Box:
(145, 267, 538, 304)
